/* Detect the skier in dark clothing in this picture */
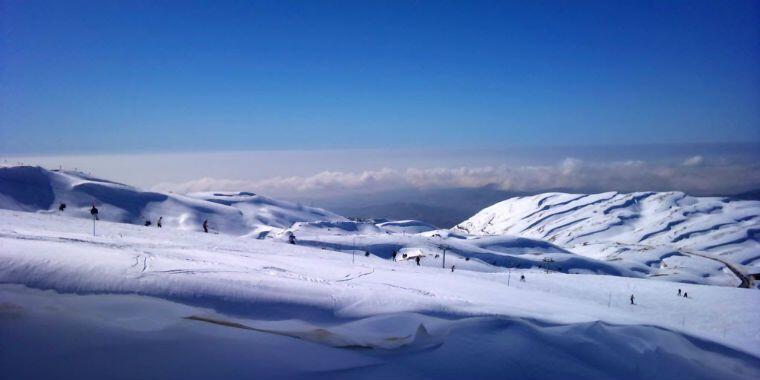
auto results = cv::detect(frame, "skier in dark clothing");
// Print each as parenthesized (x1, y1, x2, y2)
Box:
(157, 217, 162, 228)
(364, 251, 370, 257)
(392, 251, 397, 260)
(58, 203, 66, 212)
(288, 233, 296, 244)
(415, 256, 421, 266)
(630, 294, 635, 305)
(520, 274, 526, 282)
(683, 292, 688, 298)
(90, 205, 99, 220)
(203, 219, 209, 233)
(678, 289, 682, 296)
(451, 265, 455, 272)
(144, 220, 151, 227)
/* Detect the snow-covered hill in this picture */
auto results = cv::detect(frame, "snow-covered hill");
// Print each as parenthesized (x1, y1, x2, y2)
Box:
(455, 192, 760, 282)
(0, 166, 345, 236)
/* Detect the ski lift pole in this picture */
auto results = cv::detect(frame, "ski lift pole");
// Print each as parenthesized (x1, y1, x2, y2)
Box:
(508, 268, 511, 287)
(441, 245, 447, 269)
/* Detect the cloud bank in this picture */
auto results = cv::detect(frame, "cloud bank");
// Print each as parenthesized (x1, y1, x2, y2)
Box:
(154, 157, 760, 198)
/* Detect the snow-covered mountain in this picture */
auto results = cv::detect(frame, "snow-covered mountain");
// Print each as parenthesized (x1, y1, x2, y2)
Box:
(0, 166, 639, 277)
(0, 166, 755, 285)
(0, 165, 346, 236)
(455, 192, 760, 281)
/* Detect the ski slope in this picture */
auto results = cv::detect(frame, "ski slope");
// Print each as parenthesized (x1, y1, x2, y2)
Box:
(0, 209, 759, 379)
(0, 166, 649, 278)
(455, 192, 760, 286)
(0, 165, 345, 237)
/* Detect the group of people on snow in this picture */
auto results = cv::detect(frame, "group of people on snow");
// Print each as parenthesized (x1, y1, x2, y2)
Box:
(629, 288, 692, 306)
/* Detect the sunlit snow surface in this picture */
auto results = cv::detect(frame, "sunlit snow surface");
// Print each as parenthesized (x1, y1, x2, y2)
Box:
(456, 191, 760, 286)
(1, 210, 759, 379)
(1, 166, 760, 379)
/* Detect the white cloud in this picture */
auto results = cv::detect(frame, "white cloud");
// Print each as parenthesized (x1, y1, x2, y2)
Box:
(153, 157, 760, 198)
(682, 155, 705, 166)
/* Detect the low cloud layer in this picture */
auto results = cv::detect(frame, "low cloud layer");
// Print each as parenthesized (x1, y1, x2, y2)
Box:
(154, 157, 760, 198)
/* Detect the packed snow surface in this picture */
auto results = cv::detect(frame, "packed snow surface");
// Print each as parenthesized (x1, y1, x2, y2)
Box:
(1, 210, 759, 379)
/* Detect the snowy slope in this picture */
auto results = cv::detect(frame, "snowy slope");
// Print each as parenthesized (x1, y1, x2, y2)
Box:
(0, 209, 758, 379)
(0, 166, 345, 236)
(455, 192, 760, 284)
(288, 227, 637, 278)
(188, 191, 347, 238)
(0, 166, 750, 285)
(0, 166, 649, 279)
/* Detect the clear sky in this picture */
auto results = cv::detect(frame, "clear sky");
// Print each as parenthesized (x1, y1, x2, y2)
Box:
(1, 0, 759, 154)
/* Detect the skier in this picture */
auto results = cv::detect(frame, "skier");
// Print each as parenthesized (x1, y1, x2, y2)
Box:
(415, 256, 421, 266)
(203, 219, 209, 233)
(630, 294, 635, 305)
(58, 203, 66, 212)
(90, 204, 99, 220)
(451, 265, 456, 272)
(391, 251, 397, 260)
(144, 220, 151, 227)
(157, 217, 162, 228)
(288, 233, 296, 244)
(364, 251, 370, 257)
(677, 289, 682, 296)
(520, 274, 526, 282)
(683, 292, 688, 298)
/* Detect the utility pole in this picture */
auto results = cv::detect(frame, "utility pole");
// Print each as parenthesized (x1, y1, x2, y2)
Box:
(440, 245, 448, 269)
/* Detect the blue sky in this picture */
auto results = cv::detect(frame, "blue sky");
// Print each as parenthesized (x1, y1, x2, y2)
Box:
(2, 0, 759, 154)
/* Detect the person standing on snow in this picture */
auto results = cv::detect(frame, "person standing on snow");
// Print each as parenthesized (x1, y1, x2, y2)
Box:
(90, 204, 99, 220)
(157, 217, 162, 228)
(58, 203, 66, 212)
(144, 220, 151, 227)
(415, 256, 421, 266)
(288, 233, 296, 244)
(678, 289, 682, 296)
(203, 219, 209, 233)
(630, 294, 635, 305)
